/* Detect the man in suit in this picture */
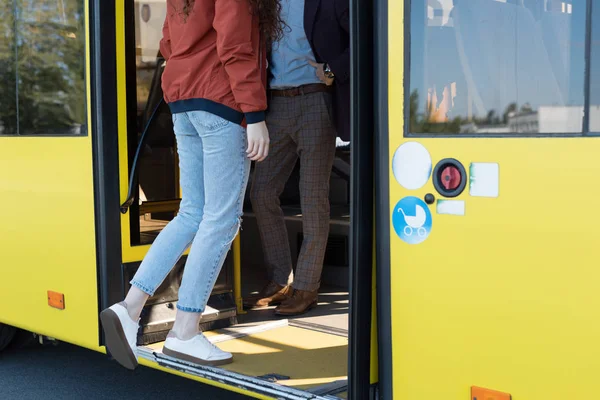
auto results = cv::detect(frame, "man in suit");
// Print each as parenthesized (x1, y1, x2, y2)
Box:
(245, 0, 350, 315)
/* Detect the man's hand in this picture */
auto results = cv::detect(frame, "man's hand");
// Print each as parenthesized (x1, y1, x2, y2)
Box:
(308, 60, 334, 86)
(246, 121, 270, 162)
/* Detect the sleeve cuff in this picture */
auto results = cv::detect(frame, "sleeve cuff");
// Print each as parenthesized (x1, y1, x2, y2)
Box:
(328, 57, 350, 84)
(245, 111, 266, 124)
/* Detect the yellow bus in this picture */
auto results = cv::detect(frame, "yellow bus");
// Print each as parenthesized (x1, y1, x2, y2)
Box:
(1, 0, 600, 399)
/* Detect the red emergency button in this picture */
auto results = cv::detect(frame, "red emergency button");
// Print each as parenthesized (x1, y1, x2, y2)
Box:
(432, 158, 467, 198)
(441, 166, 461, 190)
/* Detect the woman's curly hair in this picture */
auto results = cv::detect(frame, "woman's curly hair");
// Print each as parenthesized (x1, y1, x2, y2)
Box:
(181, 0, 284, 43)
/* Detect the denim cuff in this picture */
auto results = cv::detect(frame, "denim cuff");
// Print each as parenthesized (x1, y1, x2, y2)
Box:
(176, 304, 204, 313)
(131, 280, 155, 296)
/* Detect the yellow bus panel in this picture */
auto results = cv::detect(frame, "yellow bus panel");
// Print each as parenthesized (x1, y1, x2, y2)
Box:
(0, 136, 99, 349)
(388, 1, 600, 398)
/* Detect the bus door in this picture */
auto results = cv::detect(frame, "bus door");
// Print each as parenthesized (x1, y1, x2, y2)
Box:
(379, 0, 600, 399)
(113, 0, 237, 346)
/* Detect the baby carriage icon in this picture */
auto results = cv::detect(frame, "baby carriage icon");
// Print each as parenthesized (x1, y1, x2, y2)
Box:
(398, 205, 427, 237)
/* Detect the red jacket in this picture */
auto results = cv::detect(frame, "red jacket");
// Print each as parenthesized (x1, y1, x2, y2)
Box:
(159, 0, 267, 125)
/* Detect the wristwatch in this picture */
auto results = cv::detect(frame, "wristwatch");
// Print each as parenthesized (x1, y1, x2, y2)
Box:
(323, 63, 335, 79)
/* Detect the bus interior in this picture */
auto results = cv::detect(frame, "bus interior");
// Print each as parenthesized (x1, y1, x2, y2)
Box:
(117, 1, 355, 397)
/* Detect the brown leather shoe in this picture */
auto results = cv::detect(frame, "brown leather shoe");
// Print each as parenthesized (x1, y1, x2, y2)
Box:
(274, 289, 318, 316)
(243, 281, 292, 308)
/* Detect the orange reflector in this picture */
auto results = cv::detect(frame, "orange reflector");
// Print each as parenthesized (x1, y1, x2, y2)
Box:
(472, 386, 511, 400)
(48, 291, 65, 310)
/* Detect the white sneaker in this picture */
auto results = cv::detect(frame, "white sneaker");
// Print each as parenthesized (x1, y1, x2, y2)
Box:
(100, 303, 139, 370)
(163, 332, 233, 366)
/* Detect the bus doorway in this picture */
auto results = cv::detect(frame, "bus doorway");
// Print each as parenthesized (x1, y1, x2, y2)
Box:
(108, 0, 373, 398)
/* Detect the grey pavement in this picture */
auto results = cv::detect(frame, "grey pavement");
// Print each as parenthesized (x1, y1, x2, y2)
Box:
(0, 338, 250, 400)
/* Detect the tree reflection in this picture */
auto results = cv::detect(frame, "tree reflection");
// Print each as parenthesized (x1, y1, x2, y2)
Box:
(409, 89, 530, 134)
(0, 0, 86, 136)
(409, 90, 462, 134)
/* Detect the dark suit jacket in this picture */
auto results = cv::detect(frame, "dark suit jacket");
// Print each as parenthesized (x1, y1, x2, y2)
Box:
(304, 0, 350, 141)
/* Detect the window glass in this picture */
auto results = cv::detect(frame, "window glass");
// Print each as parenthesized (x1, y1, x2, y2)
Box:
(1, 0, 86, 136)
(0, 3, 17, 135)
(590, 1, 600, 131)
(409, 0, 587, 135)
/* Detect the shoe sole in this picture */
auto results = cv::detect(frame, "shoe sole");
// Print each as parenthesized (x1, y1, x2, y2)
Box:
(274, 301, 318, 316)
(100, 308, 138, 370)
(162, 346, 233, 366)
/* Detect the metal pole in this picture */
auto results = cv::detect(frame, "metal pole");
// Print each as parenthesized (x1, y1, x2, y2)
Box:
(233, 234, 246, 315)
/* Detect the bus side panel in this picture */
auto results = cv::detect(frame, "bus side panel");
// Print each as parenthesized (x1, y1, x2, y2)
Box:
(0, 2, 100, 350)
(0, 138, 100, 349)
(387, 1, 600, 399)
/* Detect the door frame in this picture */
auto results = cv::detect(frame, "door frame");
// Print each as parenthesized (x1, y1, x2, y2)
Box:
(349, 0, 377, 398)
(91, 1, 379, 398)
(90, 0, 126, 329)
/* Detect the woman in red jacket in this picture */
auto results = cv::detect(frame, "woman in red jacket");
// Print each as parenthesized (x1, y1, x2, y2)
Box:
(100, 0, 283, 370)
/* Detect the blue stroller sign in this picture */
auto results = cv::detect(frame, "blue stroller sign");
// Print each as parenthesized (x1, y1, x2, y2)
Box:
(392, 196, 432, 244)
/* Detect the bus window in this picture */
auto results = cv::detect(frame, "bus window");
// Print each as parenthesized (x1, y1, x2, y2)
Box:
(0, 1, 86, 136)
(409, 0, 587, 135)
(0, 6, 16, 135)
(590, 0, 600, 131)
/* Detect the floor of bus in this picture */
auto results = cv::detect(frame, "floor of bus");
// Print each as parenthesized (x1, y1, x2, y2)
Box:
(139, 283, 349, 395)
(138, 262, 349, 395)
(136, 205, 349, 395)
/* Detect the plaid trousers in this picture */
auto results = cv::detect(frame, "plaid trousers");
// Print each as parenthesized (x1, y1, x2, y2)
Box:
(250, 91, 336, 292)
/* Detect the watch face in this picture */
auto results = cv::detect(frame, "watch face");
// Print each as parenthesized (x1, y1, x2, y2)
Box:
(324, 64, 334, 78)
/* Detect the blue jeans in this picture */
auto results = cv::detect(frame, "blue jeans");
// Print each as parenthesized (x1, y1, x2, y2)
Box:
(131, 111, 250, 313)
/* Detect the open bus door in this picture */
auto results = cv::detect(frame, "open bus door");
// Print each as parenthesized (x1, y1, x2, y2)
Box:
(378, 0, 600, 399)
(102, 0, 376, 398)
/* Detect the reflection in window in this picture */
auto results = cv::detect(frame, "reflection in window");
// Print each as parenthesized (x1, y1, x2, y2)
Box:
(0, 3, 17, 135)
(409, 0, 587, 134)
(0, 0, 86, 136)
(590, 0, 600, 131)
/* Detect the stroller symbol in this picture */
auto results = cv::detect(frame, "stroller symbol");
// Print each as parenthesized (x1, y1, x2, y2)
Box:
(398, 205, 427, 237)
(393, 196, 432, 244)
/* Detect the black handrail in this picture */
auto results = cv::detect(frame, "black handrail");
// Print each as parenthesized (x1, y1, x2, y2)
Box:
(119, 98, 165, 214)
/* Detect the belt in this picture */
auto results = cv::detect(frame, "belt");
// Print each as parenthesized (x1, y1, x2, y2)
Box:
(269, 83, 331, 98)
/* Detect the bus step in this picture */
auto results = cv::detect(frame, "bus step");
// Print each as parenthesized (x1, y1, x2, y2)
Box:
(307, 379, 348, 396)
(137, 345, 335, 400)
